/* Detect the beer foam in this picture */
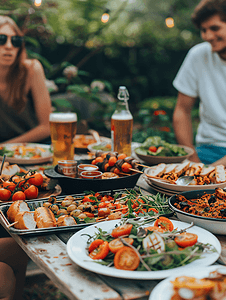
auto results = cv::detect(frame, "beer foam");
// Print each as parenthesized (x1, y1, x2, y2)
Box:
(49, 112, 77, 122)
(111, 114, 133, 120)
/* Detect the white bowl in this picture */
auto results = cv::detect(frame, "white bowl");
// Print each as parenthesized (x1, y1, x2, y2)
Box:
(169, 189, 226, 235)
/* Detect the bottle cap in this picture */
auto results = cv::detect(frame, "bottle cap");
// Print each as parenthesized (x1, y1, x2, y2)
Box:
(118, 86, 129, 101)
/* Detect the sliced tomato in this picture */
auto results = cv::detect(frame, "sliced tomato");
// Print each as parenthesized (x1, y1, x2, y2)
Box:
(88, 239, 104, 253)
(114, 246, 140, 270)
(89, 240, 109, 260)
(109, 238, 134, 253)
(145, 226, 166, 233)
(148, 146, 157, 152)
(174, 232, 198, 248)
(111, 224, 133, 238)
(154, 217, 174, 231)
(84, 212, 95, 218)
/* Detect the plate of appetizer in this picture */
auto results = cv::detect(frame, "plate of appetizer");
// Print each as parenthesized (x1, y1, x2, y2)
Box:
(144, 161, 226, 194)
(149, 265, 226, 300)
(67, 218, 220, 280)
(74, 135, 111, 153)
(134, 136, 194, 164)
(0, 143, 52, 165)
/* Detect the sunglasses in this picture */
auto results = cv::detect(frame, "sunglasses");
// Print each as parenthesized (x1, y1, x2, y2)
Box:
(0, 34, 24, 48)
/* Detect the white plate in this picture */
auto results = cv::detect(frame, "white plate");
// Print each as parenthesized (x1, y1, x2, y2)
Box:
(0, 143, 52, 165)
(149, 265, 226, 300)
(144, 168, 226, 193)
(75, 135, 111, 151)
(67, 219, 221, 280)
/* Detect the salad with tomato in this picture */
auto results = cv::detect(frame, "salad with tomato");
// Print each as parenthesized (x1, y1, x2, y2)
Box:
(85, 217, 217, 272)
(135, 136, 187, 157)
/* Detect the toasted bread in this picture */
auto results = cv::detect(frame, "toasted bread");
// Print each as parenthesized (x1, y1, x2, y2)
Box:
(215, 165, 226, 183)
(164, 164, 178, 174)
(200, 166, 215, 177)
(56, 215, 77, 227)
(188, 163, 204, 176)
(174, 161, 191, 176)
(146, 163, 166, 178)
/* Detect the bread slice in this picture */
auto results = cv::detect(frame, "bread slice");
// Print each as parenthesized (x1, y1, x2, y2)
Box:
(174, 161, 191, 176)
(188, 163, 204, 176)
(215, 165, 226, 183)
(200, 166, 215, 177)
(1, 164, 21, 180)
(164, 164, 178, 174)
(7, 200, 30, 223)
(146, 163, 166, 178)
(14, 211, 36, 230)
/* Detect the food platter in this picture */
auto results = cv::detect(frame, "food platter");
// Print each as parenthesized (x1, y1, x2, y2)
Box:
(66, 219, 221, 280)
(149, 265, 225, 300)
(135, 145, 194, 165)
(144, 164, 226, 195)
(0, 143, 52, 165)
(74, 135, 111, 153)
(169, 189, 226, 234)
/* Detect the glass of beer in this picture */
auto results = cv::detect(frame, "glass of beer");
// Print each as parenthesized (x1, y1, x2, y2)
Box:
(49, 112, 77, 165)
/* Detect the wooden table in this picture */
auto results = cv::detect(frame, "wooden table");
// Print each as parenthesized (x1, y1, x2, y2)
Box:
(1, 170, 226, 300)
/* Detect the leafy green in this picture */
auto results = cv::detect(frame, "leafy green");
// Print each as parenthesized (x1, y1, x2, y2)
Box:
(135, 136, 188, 157)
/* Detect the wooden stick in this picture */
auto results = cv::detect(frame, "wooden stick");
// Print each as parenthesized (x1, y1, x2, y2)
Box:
(0, 210, 10, 226)
(129, 168, 143, 174)
(111, 207, 128, 213)
(137, 163, 151, 168)
(7, 221, 18, 228)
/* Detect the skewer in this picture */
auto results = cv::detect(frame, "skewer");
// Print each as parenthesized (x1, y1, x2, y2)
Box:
(129, 168, 143, 174)
(7, 221, 18, 228)
(137, 163, 151, 168)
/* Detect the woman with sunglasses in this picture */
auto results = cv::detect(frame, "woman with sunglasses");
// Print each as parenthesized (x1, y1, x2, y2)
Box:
(0, 16, 51, 300)
(0, 15, 51, 144)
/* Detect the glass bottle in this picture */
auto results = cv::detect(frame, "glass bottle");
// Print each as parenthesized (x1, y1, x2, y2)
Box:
(111, 86, 133, 156)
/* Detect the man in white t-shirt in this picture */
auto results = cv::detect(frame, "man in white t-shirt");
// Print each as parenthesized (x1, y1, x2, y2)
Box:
(173, 0, 226, 165)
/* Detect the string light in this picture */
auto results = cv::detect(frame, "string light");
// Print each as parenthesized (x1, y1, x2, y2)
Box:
(101, 9, 110, 23)
(34, 0, 42, 7)
(165, 17, 174, 28)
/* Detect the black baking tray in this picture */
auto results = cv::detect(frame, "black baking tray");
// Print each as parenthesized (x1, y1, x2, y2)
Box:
(0, 189, 136, 236)
(44, 164, 143, 194)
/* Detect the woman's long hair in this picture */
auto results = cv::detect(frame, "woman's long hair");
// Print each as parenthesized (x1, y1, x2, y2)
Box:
(0, 16, 28, 112)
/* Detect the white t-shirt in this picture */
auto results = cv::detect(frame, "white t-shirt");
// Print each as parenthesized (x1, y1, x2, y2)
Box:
(173, 42, 226, 147)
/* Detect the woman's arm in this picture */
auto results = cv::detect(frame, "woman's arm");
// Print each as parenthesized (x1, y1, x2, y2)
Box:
(173, 92, 200, 162)
(4, 59, 52, 144)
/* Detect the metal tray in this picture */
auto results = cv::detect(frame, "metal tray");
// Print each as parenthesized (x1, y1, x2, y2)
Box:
(0, 188, 138, 236)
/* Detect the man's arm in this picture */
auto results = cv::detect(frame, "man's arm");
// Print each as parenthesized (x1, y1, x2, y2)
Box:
(173, 92, 200, 162)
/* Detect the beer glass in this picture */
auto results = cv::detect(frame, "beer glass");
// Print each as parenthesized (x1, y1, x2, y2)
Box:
(49, 112, 77, 165)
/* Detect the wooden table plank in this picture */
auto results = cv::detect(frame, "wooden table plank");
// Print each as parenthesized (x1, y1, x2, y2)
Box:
(10, 232, 123, 300)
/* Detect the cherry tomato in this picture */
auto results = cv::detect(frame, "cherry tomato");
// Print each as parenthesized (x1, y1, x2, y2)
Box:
(108, 156, 117, 167)
(12, 191, 26, 201)
(174, 232, 198, 248)
(121, 162, 132, 173)
(148, 146, 157, 152)
(111, 224, 133, 238)
(84, 212, 95, 218)
(0, 188, 11, 201)
(28, 173, 43, 186)
(24, 185, 39, 200)
(154, 217, 174, 231)
(109, 238, 134, 253)
(118, 154, 127, 160)
(2, 181, 16, 192)
(89, 240, 109, 260)
(95, 157, 104, 163)
(114, 246, 140, 270)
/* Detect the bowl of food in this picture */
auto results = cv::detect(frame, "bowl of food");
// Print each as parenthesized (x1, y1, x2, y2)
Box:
(134, 136, 194, 165)
(168, 188, 226, 234)
(74, 135, 111, 153)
